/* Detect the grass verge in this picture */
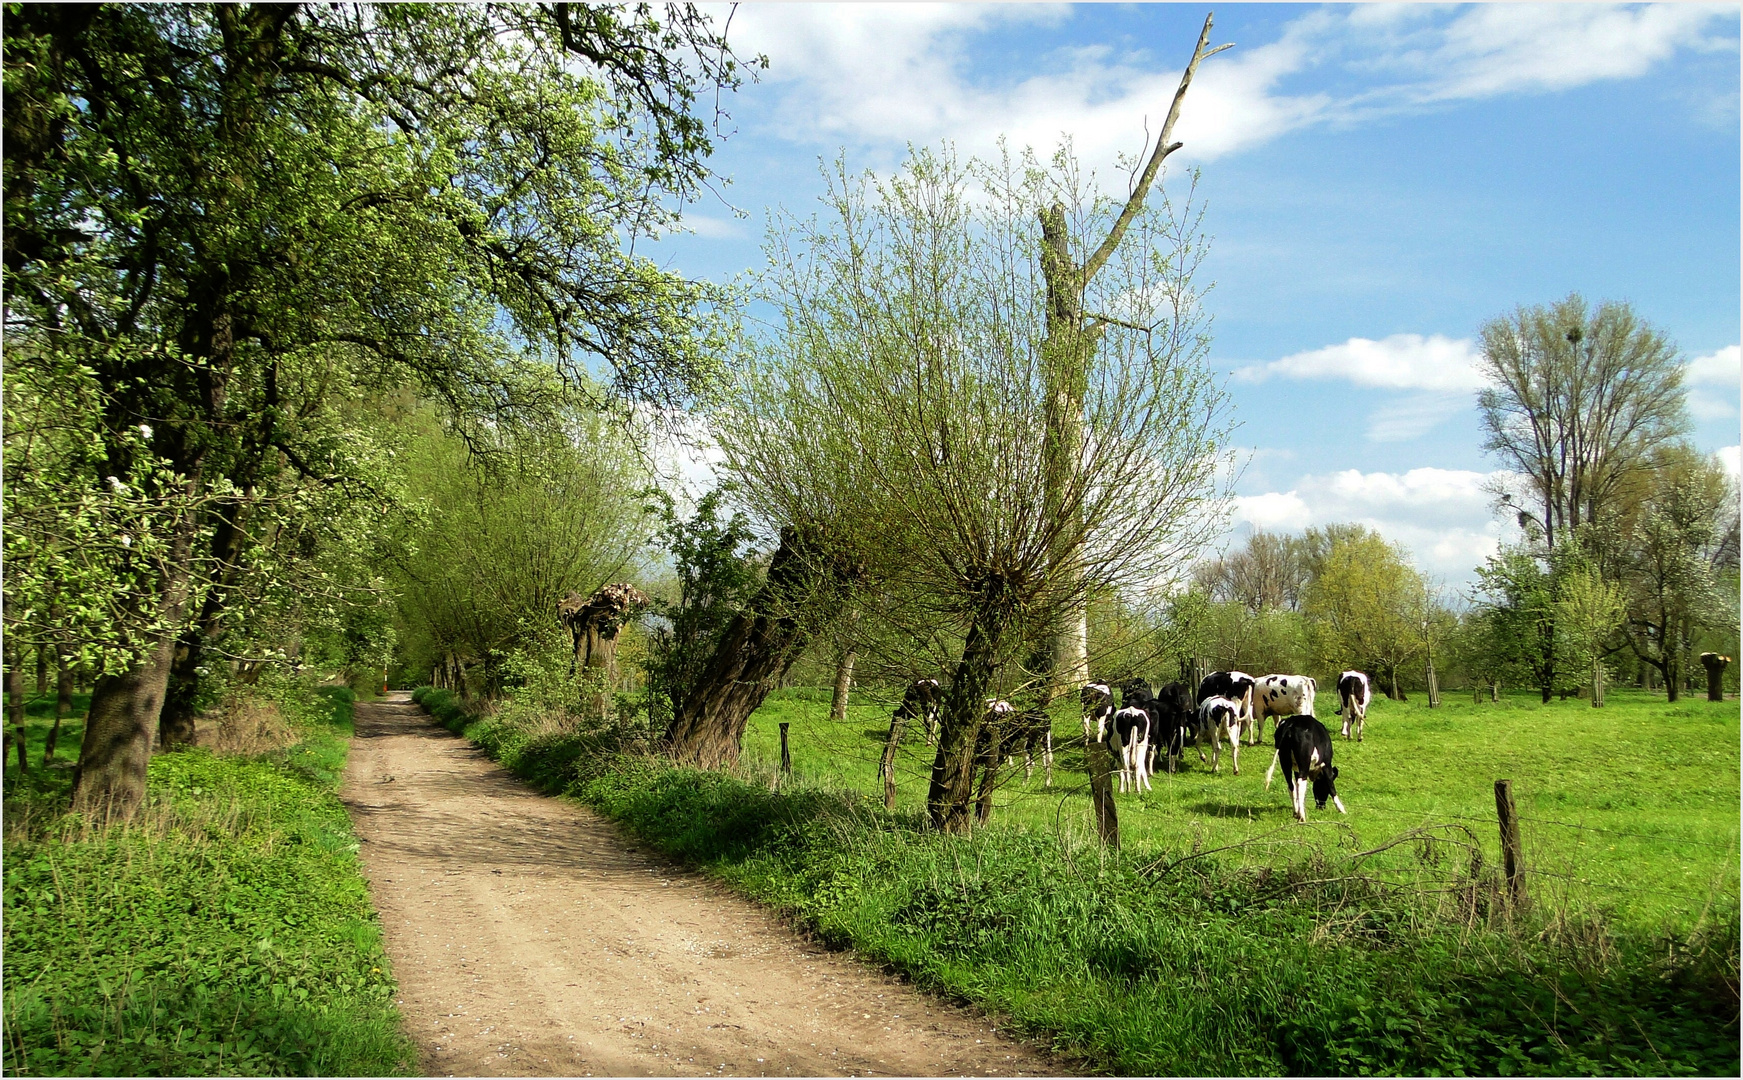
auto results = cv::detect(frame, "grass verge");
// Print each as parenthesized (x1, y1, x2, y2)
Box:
(3, 682, 417, 1077)
(412, 685, 1740, 1076)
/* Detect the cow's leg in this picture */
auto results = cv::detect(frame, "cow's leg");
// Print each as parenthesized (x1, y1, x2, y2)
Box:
(1333, 793, 1347, 814)
(1229, 724, 1240, 775)
(1137, 736, 1151, 792)
(1294, 777, 1308, 822)
(1263, 751, 1280, 790)
(1357, 709, 1365, 742)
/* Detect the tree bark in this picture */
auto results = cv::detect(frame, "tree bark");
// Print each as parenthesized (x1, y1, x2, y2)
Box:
(927, 606, 1008, 834)
(7, 646, 27, 773)
(880, 706, 905, 810)
(829, 648, 856, 723)
(36, 644, 48, 697)
(1701, 653, 1728, 702)
(1591, 657, 1605, 708)
(666, 527, 844, 769)
(48, 653, 71, 763)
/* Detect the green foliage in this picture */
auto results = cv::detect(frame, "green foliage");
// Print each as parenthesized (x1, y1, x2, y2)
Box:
(1302, 526, 1429, 696)
(641, 486, 765, 730)
(2, 686, 414, 1076)
(414, 684, 1738, 1076)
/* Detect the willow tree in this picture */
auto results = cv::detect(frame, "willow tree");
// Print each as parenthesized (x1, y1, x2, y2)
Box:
(713, 145, 1229, 832)
(4, 4, 744, 815)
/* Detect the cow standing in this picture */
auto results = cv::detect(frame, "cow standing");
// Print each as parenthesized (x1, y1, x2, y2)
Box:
(1265, 715, 1346, 822)
(1107, 705, 1152, 793)
(1197, 670, 1256, 730)
(1004, 707, 1055, 786)
(1196, 695, 1244, 775)
(1144, 681, 1194, 775)
(1333, 670, 1371, 741)
(1081, 682, 1114, 743)
(897, 678, 943, 744)
(1252, 674, 1317, 746)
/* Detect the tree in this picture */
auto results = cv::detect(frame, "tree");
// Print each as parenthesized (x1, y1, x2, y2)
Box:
(711, 145, 1228, 830)
(1301, 527, 1426, 699)
(1192, 531, 1309, 613)
(1621, 450, 1738, 701)
(1556, 567, 1627, 706)
(4, 3, 745, 814)
(1034, 13, 1231, 702)
(1477, 294, 1690, 552)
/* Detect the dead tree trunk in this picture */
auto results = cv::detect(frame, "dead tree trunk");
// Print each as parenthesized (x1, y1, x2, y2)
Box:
(559, 583, 651, 720)
(665, 527, 851, 769)
(1036, 13, 1229, 705)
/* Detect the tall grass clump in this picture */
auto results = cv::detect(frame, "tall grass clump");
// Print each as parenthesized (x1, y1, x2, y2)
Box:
(3, 683, 416, 1077)
(413, 687, 1739, 1076)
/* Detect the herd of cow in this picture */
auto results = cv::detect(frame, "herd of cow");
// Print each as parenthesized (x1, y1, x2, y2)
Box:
(896, 669, 1375, 822)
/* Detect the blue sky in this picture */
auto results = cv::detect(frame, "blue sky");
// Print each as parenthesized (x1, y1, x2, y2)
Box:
(646, 3, 1741, 590)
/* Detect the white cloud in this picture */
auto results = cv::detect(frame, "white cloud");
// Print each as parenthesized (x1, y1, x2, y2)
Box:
(1229, 465, 1513, 584)
(1685, 345, 1740, 420)
(722, 3, 1735, 166)
(1719, 445, 1741, 479)
(681, 214, 749, 240)
(1236, 333, 1487, 392)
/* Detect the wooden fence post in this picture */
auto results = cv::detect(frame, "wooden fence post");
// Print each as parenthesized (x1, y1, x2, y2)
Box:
(779, 722, 792, 778)
(1494, 779, 1524, 905)
(1086, 735, 1120, 851)
(880, 711, 906, 810)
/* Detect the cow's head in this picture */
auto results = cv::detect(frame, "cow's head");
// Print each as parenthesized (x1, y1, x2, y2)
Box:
(1312, 765, 1340, 809)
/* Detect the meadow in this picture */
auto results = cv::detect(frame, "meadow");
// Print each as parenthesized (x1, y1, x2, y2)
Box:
(1, 684, 416, 1077)
(742, 686, 1741, 931)
(421, 682, 1741, 1075)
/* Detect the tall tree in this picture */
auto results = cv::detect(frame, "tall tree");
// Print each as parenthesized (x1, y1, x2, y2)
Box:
(712, 146, 1228, 829)
(3, 3, 745, 815)
(1301, 527, 1427, 700)
(1477, 294, 1689, 550)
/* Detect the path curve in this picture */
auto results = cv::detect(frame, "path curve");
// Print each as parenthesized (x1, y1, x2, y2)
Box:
(342, 694, 1061, 1077)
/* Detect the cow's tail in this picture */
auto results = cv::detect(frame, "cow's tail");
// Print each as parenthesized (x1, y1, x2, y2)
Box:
(1263, 751, 1280, 790)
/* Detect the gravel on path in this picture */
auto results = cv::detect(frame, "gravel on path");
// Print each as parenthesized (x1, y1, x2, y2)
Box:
(341, 693, 1063, 1078)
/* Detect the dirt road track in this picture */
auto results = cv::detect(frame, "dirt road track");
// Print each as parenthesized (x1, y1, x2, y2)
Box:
(341, 694, 1062, 1077)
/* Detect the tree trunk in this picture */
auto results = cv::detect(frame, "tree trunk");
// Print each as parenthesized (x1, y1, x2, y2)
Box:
(1664, 655, 1680, 703)
(928, 609, 1007, 834)
(72, 499, 201, 817)
(666, 527, 842, 769)
(72, 634, 179, 816)
(36, 644, 48, 697)
(1701, 653, 1728, 702)
(48, 653, 71, 764)
(1591, 657, 1605, 708)
(159, 631, 203, 749)
(7, 646, 27, 773)
(830, 648, 856, 723)
(582, 627, 619, 719)
(1387, 666, 1406, 701)
(1425, 652, 1441, 708)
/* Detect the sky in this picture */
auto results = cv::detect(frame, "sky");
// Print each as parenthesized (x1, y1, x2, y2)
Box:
(643, 2, 1741, 593)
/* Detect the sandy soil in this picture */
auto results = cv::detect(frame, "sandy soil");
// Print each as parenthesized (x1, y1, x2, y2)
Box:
(341, 694, 1064, 1078)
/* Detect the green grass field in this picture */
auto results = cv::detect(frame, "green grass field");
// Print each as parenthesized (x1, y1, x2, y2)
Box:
(742, 686, 1740, 930)
(2, 684, 416, 1077)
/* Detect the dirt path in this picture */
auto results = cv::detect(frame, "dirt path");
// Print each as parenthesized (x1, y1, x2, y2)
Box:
(341, 694, 1061, 1077)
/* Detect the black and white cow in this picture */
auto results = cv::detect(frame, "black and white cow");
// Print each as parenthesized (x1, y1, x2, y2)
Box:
(1004, 707, 1055, 787)
(1107, 705, 1152, 793)
(1264, 714, 1346, 822)
(1145, 680, 1195, 775)
(1196, 695, 1244, 775)
(1081, 682, 1115, 743)
(1333, 670, 1371, 741)
(1252, 674, 1317, 746)
(1197, 670, 1257, 728)
(898, 678, 943, 744)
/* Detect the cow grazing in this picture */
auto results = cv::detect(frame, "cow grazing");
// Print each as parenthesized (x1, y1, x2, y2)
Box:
(1197, 670, 1257, 726)
(898, 678, 943, 744)
(1333, 670, 1371, 741)
(1144, 681, 1194, 775)
(1081, 682, 1115, 743)
(1107, 705, 1152, 793)
(1265, 714, 1346, 822)
(1004, 708, 1055, 786)
(1252, 674, 1317, 746)
(1196, 695, 1244, 775)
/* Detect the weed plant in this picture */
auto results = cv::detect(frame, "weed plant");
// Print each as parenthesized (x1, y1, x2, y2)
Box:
(3, 682, 416, 1076)
(414, 683, 1739, 1075)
